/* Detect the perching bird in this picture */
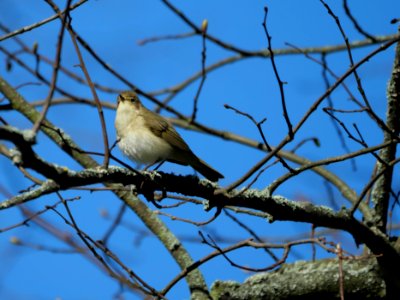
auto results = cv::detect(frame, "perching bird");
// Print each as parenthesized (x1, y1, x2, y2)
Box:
(115, 91, 224, 181)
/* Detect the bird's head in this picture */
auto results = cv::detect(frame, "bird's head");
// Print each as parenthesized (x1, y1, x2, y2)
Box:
(117, 91, 142, 112)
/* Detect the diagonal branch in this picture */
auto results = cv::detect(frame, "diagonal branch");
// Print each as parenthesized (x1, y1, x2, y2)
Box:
(44, 0, 110, 168)
(32, 0, 72, 134)
(0, 0, 88, 43)
(342, 0, 377, 41)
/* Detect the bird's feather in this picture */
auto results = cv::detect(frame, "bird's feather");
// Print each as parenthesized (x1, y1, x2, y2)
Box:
(144, 109, 192, 153)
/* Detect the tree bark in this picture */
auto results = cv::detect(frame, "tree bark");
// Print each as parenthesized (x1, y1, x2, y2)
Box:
(211, 257, 385, 299)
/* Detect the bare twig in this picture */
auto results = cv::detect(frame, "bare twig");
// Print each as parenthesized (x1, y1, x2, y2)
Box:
(57, 193, 161, 297)
(224, 209, 279, 262)
(223, 35, 400, 192)
(0, 22, 121, 95)
(0, 197, 79, 234)
(138, 31, 196, 45)
(156, 207, 221, 226)
(68, 25, 111, 167)
(162, 235, 334, 295)
(40, 0, 113, 169)
(350, 157, 400, 215)
(321, 0, 392, 137)
(190, 20, 208, 122)
(321, 53, 357, 171)
(0, 0, 88, 42)
(161, 0, 254, 56)
(32, 0, 72, 134)
(201, 233, 336, 273)
(10, 236, 80, 253)
(343, 0, 377, 41)
(102, 203, 127, 244)
(285, 42, 361, 106)
(268, 141, 396, 196)
(224, 103, 293, 173)
(262, 7, 293, 138)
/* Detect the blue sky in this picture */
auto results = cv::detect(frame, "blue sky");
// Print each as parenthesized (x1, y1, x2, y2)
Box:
(1, 1, 400, 299)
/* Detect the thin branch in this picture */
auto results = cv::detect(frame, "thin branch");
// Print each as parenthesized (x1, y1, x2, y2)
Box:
(350, 157, 400, 215)
(67, 21, 110, 167)
(42, 0, 111, 168)
(224, 103, 294, 173)
(56, 193, 159, 297)
(0, 197, 79, 233)
(223, 35, 400, 192)
(322, 109, 387, 166)
(321, 0, 392, 138)
(285, 42, 361, 107)
(0, 0, 88, 42)
(152, 34, 397, 110)
(162, 235, 332, 295)
(268, 141, 396, 197)
(32, 0, 72, 134)
(190, 20, 208, 122)
(138, 31, 196, 45)
(156, 207, 221, 226)
(0, 22, 121, 95)
(102, 203, 127, 244)
(262, 6, 293, 138)
(10, 236, 80, 253)
(161, 0, 254, 56)
(321, 53, 357, 171)
(0, 46, 88, 102)
(342, 0, 377, 41)
(201, 233, 336, 273)
(224, 209, 279, 262)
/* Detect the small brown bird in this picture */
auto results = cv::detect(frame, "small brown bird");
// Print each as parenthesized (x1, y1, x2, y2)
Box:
(115, 91, 224, 181)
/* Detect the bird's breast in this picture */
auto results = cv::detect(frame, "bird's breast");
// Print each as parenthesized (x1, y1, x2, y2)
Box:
(118, 125, 172, 165)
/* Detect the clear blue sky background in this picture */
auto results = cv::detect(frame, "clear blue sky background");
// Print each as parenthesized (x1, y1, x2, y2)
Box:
(1, 1, 399, 299)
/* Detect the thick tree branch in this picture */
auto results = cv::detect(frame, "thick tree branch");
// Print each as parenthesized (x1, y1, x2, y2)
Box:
(371, 38, 400, 231)
(211, 257, 385, 299)
(1, 124, 399, 273)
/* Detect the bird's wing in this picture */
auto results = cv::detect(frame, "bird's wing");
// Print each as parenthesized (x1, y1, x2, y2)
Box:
(145, 111, 192, 152)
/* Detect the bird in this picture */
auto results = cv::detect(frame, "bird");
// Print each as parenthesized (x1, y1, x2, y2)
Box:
(114, 91, 224, 181)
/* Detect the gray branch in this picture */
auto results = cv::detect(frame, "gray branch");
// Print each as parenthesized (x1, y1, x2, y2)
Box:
(1, 123, 399, 274)
(211, 257, 385, 299)
(371, 35, 400, 231)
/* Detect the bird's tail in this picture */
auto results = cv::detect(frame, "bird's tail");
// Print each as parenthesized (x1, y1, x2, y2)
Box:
(191, 158, 224, 182)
